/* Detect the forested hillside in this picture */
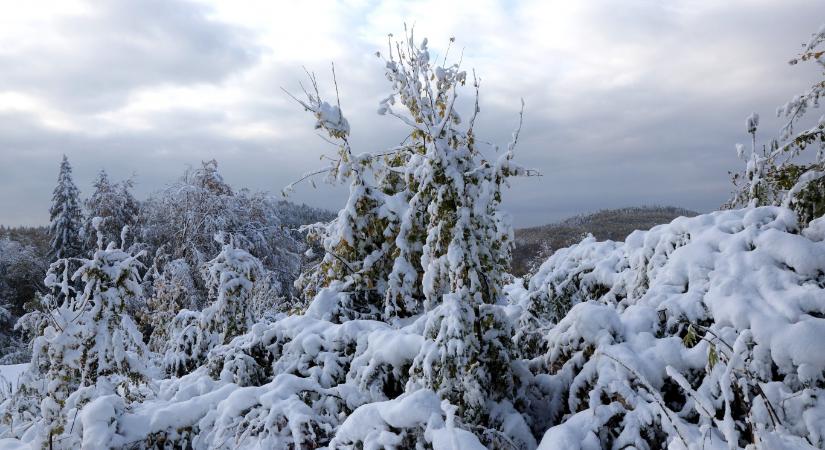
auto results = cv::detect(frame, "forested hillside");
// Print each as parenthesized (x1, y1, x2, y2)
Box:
(512, 206, 697, 275)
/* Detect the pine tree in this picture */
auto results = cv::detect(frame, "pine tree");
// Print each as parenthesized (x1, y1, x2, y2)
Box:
(48, 155, 83, 261)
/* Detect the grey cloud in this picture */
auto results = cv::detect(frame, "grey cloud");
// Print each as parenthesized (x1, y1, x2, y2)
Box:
(2, 0, 825, 230)
(0, 0, 260, 112)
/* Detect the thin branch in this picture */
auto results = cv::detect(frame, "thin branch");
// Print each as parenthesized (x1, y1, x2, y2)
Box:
(507, 99, 525, 154)
(282, 168, 333, 196)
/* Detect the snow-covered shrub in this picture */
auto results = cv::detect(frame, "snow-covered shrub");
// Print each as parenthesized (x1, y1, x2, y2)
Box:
(526, 207, 825, 449)
(525, 235, 626, 325)
(162, 309, 202, 378)
(329, 390, 487, 449)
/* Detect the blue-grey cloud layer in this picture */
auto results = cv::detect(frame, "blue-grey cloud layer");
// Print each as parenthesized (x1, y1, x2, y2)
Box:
(1, 0, 823, 227)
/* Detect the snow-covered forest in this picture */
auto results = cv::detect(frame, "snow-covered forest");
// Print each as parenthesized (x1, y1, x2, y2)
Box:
(0, 20, 824, 450)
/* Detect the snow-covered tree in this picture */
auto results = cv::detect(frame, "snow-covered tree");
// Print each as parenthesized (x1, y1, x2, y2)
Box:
(287, 31, 532, 437)
(728, 26, 825, 224)
(48, 155, 83, 261)
(3, 219, 150, 447)
(82, 170, 140, 255)
(376, 34, 526, 428)
(139, 160, 302, 303)
(65, 220, 150, 386)
(200, 236, 263, 345)
(164, 237, 263, 376)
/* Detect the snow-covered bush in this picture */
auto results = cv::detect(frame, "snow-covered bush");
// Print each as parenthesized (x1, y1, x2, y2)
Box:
(525, 207, 825, 449)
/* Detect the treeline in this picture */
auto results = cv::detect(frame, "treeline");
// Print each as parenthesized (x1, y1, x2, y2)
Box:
(0, 159, 333, 362)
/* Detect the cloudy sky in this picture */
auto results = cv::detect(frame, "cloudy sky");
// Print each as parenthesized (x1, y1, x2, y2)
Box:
(1, 0, 823, 227)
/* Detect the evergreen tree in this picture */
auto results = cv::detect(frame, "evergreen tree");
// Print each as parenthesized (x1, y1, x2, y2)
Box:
(48, 155, 83, 261)
(83, 170, 140, 254)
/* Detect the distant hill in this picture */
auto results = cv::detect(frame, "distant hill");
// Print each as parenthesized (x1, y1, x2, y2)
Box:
(511, 206, 698, 275)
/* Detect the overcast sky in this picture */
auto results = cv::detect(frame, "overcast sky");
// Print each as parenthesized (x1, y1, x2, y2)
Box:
(1, 0, 824, 227)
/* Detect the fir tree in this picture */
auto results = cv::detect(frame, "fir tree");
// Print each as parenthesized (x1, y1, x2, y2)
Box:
(48, 155, 83, 261)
